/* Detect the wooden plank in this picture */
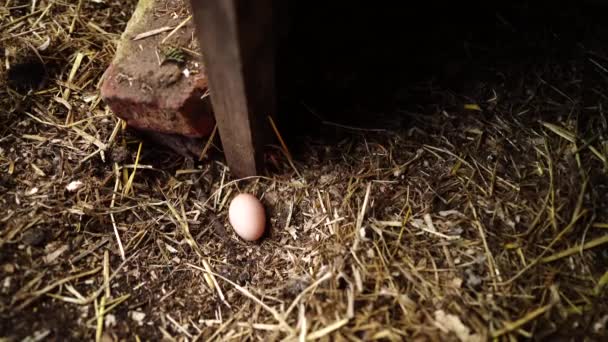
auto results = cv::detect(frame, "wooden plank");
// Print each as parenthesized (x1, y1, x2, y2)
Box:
(189, 0, 276, 178)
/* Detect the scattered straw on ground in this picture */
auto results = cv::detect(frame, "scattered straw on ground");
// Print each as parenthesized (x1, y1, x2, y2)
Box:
(1, 1, 608, 341)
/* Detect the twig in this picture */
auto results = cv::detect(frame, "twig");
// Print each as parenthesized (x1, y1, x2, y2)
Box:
(132, 26, 173, 41)
(0, 9, 44, 31)
(15, 267, 101, 309)
(356, 182, 372, 232)
(186, 263, 294, 334)
(268, 115, 302, 179)
(501, 209, 588, 286)
(468, 200, 500, 289)
(541, 234, 608, 263)
(305, 318, 349, 340)
(491, 304, 552, 338)
(110, 163, 126, 261)
(199, 123, 218, 161)
(161, 15, 192, 44)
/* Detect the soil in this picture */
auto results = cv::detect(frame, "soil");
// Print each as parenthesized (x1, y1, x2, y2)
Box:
(1, 0, 608, 341)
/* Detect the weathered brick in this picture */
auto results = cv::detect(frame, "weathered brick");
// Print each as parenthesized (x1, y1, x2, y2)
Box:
(100, 0, 215, 140)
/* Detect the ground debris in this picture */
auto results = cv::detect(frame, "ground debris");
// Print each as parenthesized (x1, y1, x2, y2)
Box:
(1, 0, 608, 341)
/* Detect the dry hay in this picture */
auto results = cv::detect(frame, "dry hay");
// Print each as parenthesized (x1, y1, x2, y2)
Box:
(1, 0, 608, 341)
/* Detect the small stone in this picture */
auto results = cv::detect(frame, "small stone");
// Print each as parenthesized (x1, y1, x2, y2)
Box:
(66, 180, 84, 192)
(2, 276, 11, 290)
(43, 244, 68, 264)
(2, 264, 15, 274)
(105, 314, 117, 328)
(130, 311, 146, 325)
(451, 277, 463, 288)
(465, 269, 482, 288)
(359, 226, 370, 240)
(594, 315, 608, 333)
(25, 187, 38, 196)
(366, 248, 375, 258)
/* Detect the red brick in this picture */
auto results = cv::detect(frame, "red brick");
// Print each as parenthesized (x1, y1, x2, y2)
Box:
(100, 0, 215, 139)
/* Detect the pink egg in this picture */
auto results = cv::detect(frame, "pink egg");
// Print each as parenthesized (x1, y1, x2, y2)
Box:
(228, 193, 266, 241)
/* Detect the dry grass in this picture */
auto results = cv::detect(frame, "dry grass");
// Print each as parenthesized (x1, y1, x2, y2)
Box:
(1, 0, 608, 341)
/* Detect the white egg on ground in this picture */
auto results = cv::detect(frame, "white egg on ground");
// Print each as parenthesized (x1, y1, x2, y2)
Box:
(228, 193, 266, 241)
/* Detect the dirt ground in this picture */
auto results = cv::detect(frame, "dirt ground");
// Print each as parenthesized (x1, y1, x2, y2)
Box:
(1, 1, 608, 341)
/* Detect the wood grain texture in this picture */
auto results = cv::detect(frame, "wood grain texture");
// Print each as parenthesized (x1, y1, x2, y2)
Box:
(190, 0, 276, 178)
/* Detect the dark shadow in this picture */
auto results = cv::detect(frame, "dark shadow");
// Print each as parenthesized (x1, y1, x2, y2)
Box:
(273, 0, 607, 155)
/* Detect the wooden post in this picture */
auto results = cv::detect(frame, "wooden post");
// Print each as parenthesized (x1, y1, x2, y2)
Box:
(189, 0, 276, 178)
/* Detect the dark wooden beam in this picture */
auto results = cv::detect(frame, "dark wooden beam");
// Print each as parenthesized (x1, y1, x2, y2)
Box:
(189, 0, 276, 178)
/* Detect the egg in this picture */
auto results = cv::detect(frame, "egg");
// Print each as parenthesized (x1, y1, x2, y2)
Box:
(228, 193, 266, 241)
